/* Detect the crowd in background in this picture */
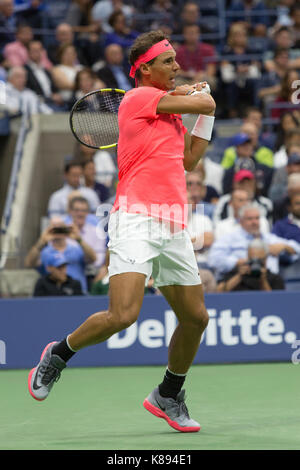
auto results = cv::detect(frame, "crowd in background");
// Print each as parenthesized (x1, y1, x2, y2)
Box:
(1, 0, 300, 296)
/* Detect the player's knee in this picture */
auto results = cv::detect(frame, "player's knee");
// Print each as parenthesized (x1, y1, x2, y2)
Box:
(108, 308, 139, 332)
(186, 305, 209, 332)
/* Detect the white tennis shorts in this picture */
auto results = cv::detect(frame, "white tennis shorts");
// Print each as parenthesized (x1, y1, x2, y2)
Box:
(107, 210, 201, 287)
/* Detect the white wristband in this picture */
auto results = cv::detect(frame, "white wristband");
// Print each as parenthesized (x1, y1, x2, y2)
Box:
(191, 114, 215, 141)
(191, 83, 211, 95)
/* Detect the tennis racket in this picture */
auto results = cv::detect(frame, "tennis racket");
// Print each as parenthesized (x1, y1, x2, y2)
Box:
(69, 88, 126, 149)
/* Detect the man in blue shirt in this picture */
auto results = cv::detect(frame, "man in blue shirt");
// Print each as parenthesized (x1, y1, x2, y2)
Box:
(208, 203, 300, 279)
(272, 193, 300, 244)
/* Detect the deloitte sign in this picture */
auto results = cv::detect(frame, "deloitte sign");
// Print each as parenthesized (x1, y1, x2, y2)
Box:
(0, 292, 299, 368)
(107, 308, 297, 350)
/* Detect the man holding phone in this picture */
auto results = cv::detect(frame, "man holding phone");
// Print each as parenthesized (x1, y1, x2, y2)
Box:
(25, 219, 96, 293)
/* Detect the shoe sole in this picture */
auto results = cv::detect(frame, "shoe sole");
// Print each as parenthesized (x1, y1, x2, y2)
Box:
(28, 342, 57, 402)
(143, 398, 201, 433)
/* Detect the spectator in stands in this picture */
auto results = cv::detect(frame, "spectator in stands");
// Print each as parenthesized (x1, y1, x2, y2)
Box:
(24, 40, 64, 109)
(3, 24, 32, 66)
(269, 145, 300, 202)
(33, 251, 83, 297)
(273, 173, 300, 222)
(0, 0, 17, 51)
(242, 121, 274, 168)
(74, 139, 117, 188)
(214, 188, 270, 240)
(69, 67, 105, 107)
(104, 10, 139, 50)
(96, 43, 133, 90)
(66, 0, 101, 37)
(25, 217, 96, 292)
(47, 161, 100, 218)
(51, 44, 83, 102)
(186, 170, 215, 220)
(220, 22, 261, 117)
(64, 195, 107, 288)
(274, 0, 295, 28)
(290, 4, 300, 48)
(82, 159, 110, 203)
(186, 188, 217, 292)
(273, 115, 300, 167)
(186, 184, 214, 261)
(227, 0, 270, 35)
(194, 162, 219, 204)
(175, 24, 217, 89)
(214, 168, 273, 224)
(221, 129, 274, 196)
(3, 24, 52, 69)
(217, 238, 285, 292)
(172, 1, 202, 35)
(258, 47, 290, 106)
(208, 203, 300, 279)
(148, 0, 174, 32)
(4, 66, 53, 114)
(263, 26, 300, 72)
(92, 0, 134, 33)
(272, 192, 300, 247)
(16, 0, 45, 30)
(271, 69, 300, 119)
(243, 106, 275, 149)
(47, 23, 84, 65)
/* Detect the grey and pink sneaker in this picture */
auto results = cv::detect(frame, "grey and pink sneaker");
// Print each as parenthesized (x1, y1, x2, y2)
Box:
(28, 342, 66, 401)
(143, 387, 201, 432)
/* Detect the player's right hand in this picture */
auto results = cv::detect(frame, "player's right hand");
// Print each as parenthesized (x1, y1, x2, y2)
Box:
(170, 82, 208, 96)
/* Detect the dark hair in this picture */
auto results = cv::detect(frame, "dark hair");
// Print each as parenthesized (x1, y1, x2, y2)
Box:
(274, 47, 289, 59)
(64, 161, 81, 173)
(108, 10, 124, 28)
(81, 158, 94, 169)
(74, 67, 97, 91)
(57, 43, 76, 63)
(243, 106, 262, 119)
(275, 112, 300, 151)
(291, 5, 300, 16)
(129, 30, 168, 81)
(274, 26, 291, 37)
(69, 195, 89, 210)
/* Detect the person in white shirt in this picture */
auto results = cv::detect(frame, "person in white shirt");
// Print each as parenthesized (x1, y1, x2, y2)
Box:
(64, 195, 108, 288)
(186, 186, 217, 292)
(3, 66, 53, 115)
(214, 188, 270, 239)
(48, 162, 100, 218)
(25, 40, 63, 108)
(92, 0, 134, 33)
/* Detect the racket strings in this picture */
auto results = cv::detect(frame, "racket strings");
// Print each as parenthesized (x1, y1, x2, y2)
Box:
(71, 90, 124, 148)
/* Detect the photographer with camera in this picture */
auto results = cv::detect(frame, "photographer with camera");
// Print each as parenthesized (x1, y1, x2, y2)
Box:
(217, 239, 285, 292)
(208, 203, 300, 280)
(25, 218, 96, 293)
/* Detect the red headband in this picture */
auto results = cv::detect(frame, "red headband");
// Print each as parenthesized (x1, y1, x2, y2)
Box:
(129, 40, 174, 78)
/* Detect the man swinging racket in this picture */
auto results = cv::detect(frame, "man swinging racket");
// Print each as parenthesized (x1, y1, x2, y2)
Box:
(28, 30, 216, 433)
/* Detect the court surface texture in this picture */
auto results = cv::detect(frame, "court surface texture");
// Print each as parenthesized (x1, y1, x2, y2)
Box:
(1, 362, 299, 450)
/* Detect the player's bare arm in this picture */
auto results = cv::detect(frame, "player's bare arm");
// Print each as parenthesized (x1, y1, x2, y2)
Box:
(157, 86, 216, 115)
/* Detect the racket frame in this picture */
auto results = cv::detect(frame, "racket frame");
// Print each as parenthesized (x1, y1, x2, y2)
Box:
(69, 88, 126, 150)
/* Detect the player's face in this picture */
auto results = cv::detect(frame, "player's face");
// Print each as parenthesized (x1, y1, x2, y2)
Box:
(148, 51, 180, 91)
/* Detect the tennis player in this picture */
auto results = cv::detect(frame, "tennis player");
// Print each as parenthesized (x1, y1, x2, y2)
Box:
(28, 30, 216, 433)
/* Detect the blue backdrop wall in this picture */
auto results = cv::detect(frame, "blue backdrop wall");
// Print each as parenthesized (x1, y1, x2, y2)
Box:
(0, 292, 299, 369)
